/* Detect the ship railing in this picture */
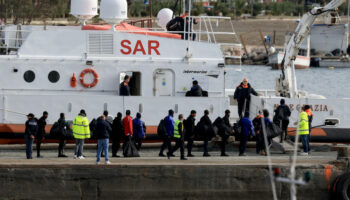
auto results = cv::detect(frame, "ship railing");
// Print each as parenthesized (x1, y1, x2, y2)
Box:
(0, 25, 32, 54)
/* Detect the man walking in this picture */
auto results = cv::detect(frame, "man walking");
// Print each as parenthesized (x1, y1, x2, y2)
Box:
(133, 113, 146, 151)
(274, 99, 291, 143)
(95, 115, 112, 165)
(159, 110, 175, 157)
(36, 111, 48, 158)
(234, 78, 259, 118)
(170, 114, 187, 160)
(184, 110, 196, 157)
(25, 113, 38, 159)
(112, 113, 123, 157)
(238, 112, 255, 156)
(73, 110, 90, 159)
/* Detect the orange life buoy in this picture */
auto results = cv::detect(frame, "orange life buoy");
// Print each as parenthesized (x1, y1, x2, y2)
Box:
(79, 68, 99, 88)
(70, 73, 77, 88)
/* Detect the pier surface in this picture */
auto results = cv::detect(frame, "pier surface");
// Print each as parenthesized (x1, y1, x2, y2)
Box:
(0, 144, 342, 200)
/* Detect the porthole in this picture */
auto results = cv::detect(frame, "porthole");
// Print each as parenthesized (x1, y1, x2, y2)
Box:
(48, 71, 60, 83)
(23, 70, 35, 83)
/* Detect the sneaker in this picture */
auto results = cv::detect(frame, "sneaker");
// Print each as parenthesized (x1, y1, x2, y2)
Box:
(74, 155, 77, 159)
(105, 161, 111, 165)
(299, 152, 308, 156)
(96, 162, 100, 165)
(78, 156, 85, 159)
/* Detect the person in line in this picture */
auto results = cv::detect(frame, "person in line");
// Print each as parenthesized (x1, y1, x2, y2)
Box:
(58, 113, 70, 157)
(184, 110, 196, 157)
(305, 105, 313, 153)
(100, 110, 111, 157)
(238, 111, 254, 156)
(260, 109, 273, 156)
(253, 111, 264, 155)
(25, 113, 38, 159)
(95, 115, 112, 165)
(159, 110, 175, 157)
(298, 106, 310, 156)
(73, 110, 90, 159)
(220, 110, 232, 157)
(234, 78, 259, 118)
(112, 113, 123, 157)
(120, 75, 131, 96)
(170, 114, 187, 160)
(133, 113, 146, 151)
(36, 111, 48, 158)
(189, 81, 203, 97)
(274, 99, 291, 143)
(122, 110, 133, 141)
(200, 110, 213, 157)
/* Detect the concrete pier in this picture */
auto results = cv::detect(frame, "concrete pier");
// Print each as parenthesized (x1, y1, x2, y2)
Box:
(0, 144, 343, 200)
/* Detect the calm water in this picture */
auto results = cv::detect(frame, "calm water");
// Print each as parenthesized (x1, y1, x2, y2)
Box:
(225, 65, 350, 98)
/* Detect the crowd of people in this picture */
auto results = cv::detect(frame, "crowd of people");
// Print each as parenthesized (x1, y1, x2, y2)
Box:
(23, 78, 314, 164)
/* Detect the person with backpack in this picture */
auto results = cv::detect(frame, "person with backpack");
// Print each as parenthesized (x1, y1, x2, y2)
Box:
(133, 113, 146, 151)
(159, 110, 175, 157)
(57, 113, 70, 158)
(198, 110, 213, 157)
(274, 99, 291, 143)
(111, 113, 123, 157)
(184, 110, 196, 157)
(238, 112, 255, 156)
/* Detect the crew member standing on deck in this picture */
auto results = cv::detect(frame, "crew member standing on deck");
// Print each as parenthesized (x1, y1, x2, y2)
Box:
(159, 110, 175, 157)
(234, 78, 259, 118)
(73, 110, 90, 159)
(184, 110, 196, 157)
(305, 105, 313, 153)
(25, 113, 38, 159)
(120, 75, 131, 96)
(170, 114, 187, 160)
(36, 111, 48, 158)
(112, 113, 123, 157)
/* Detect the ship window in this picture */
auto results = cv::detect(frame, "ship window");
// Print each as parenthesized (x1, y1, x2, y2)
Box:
(48, 71, 60, 83)
(23, 70, 35, 83)
(119, 72, 141, 96)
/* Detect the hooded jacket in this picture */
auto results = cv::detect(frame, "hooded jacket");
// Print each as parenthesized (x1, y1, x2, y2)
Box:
(133, 118, 145, 138)
(95, 118, 112, 139)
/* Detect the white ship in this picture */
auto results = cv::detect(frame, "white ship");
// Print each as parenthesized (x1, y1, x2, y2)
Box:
(0, 0, 242, 143)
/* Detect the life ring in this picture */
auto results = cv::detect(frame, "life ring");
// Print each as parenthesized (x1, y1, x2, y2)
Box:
(79, 68, 99, 88)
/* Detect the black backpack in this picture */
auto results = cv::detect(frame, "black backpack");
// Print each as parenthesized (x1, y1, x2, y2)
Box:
(157, 119, 167, 137)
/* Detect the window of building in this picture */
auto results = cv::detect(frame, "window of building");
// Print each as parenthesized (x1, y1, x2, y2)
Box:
(119, 72, 141, 96)
(23, 70, 35, 83)
(48, 71, 60, 83)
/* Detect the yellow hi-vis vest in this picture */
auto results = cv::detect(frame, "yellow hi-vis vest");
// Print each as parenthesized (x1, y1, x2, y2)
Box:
(72, 115, 90, 139)
(298, 111, 309, 135)
(174, 120, 183, 139)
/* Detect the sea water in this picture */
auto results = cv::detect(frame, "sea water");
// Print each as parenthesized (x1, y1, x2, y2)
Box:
(225, 65, 350, 98)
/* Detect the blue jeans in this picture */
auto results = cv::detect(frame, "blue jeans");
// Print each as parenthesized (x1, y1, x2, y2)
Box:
(96, 139, 109, 162)
(25, 135, 33, 159)
(300, 135, 309, 153)
(75, 139, 84, 157)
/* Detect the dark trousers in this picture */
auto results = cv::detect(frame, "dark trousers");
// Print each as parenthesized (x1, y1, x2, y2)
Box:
(239, 135, 249, 155)
(220, 136, 229, 155)
(135, 137, 143, 151)
(238, 100, 249, 118)
(58, 137, 66, 156)
(256, 133, 263, 154)
(25, 135, 33, 159)
(171, 138, 185, 158)
(187, 137, 194, 155)
(112, 138, 121, 156)
(36, 137, 43, 156)
(203, 139, 209, 155)
(300, 135, 309, 153)
(160, 136, 172, 154)
(280, 120, 289, 142)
